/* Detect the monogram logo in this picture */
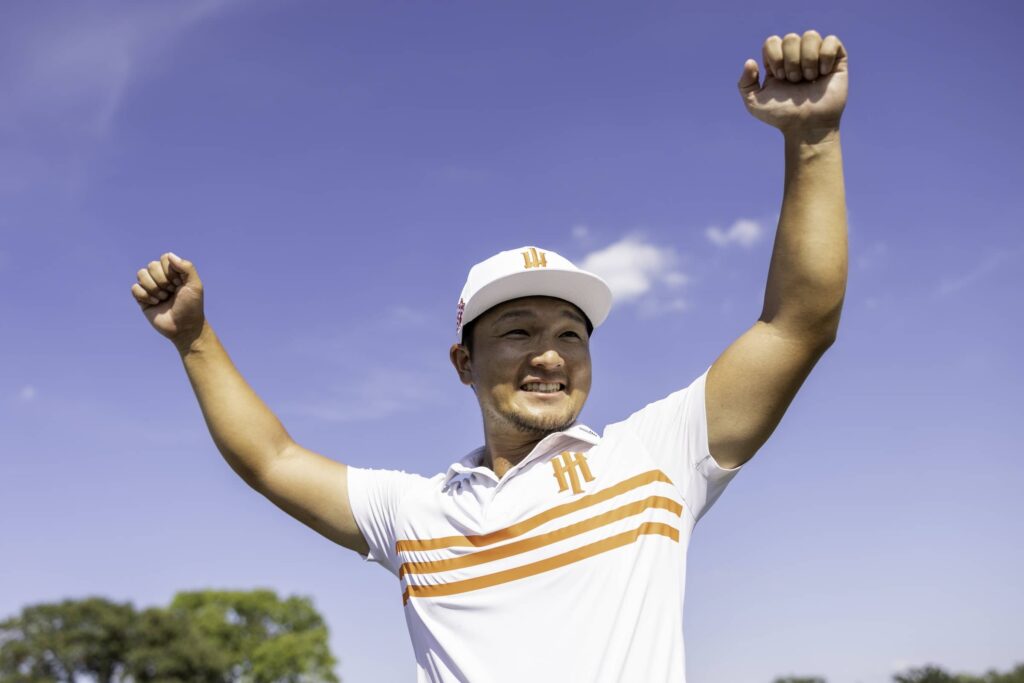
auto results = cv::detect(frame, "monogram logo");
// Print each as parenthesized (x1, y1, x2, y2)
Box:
(550, 451, 594, 495)
(521, 247, 548, 269)
(455, 297, 466, 333)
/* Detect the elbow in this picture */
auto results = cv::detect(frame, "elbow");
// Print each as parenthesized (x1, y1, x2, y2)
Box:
(808, 313, 841, 352)
(814, 314, 842, 353)
(818, 328, 838, 353)
(763, 309, 842, 353)
(808, 299, 844, 352)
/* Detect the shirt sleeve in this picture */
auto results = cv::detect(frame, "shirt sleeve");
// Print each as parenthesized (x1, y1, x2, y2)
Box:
(618, 369, 742, 523)
(345, 465, 423, 576)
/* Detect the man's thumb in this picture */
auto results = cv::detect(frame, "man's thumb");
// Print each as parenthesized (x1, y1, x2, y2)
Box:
(737, 59, 760, 98)
(168, 252, 194, 276)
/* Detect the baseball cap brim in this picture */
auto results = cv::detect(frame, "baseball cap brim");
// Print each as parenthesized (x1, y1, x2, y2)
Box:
(459, 267, 612, 341)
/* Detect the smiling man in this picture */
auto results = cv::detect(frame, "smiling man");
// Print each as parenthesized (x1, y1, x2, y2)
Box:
(132, 30, 849, 682)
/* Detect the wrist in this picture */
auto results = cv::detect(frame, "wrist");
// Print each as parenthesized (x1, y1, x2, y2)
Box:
(174, 320, 212, 356)
(783, 126, 841, 147)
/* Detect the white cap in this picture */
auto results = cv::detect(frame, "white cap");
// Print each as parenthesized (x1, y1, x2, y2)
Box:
(455, 246, 613, 342)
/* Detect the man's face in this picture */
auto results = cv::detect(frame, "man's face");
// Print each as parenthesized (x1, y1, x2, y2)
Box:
(451, 296, 592, 437)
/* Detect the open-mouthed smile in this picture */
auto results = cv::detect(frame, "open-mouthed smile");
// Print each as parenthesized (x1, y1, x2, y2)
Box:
(520, 382, 565, 394)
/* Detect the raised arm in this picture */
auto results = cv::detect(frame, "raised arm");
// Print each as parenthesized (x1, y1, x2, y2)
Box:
(130, 252, 369, 554)
(705, 31, 849, 469)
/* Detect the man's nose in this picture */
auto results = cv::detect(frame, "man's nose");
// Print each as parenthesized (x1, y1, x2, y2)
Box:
(531, 348, 564, 369)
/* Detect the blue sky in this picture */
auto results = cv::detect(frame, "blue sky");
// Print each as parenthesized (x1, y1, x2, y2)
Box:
(1, 1, 1022, 681)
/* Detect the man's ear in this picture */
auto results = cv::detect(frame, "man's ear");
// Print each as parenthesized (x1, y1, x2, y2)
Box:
(449, 344, 474, 387)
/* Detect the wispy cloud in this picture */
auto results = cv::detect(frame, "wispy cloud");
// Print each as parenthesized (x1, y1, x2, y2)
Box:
(579, 235, 689, 316)
(281, 368, 437, 423)
(18, 385, 37, 403)
(0, 0, 240, 193)
(935, 247, 1020, 297)
(856, 240, 889, 271)
(282, 306, 446, 422)
(706, 218, 764, 248)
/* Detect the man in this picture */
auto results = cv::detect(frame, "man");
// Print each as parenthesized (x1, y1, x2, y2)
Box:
(131, 30, 848, 682)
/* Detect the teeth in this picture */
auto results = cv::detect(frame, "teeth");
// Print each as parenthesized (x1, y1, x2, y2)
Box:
(522, 382, 562, 393)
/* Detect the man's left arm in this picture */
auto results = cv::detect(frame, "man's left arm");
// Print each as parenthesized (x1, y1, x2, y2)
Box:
(706, 31, 849, 470)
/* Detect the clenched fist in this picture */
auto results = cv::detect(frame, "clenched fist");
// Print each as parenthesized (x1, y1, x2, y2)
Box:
(131, 252, 205, 345)
(738, 30, 848, 134)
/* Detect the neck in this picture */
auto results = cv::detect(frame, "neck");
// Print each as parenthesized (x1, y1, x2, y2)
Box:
(483, 430, 547, 479)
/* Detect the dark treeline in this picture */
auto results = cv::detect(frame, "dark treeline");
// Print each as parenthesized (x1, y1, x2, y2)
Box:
(0, 590, 338, 683)
(774, 664, 1024, 683)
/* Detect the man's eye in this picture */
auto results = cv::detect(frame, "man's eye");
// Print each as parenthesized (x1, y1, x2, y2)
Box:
(503, 329, 528, 337)
(561, 331, 581, 339)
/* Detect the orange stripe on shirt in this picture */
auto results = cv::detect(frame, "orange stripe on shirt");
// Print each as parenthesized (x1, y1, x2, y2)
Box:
(395, 469, 674, 553)
(401, 521, 679, 605)
(399, 495, 682, 578)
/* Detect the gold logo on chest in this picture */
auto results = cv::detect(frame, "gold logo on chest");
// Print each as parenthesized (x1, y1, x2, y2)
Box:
(550, 451, 594, 495)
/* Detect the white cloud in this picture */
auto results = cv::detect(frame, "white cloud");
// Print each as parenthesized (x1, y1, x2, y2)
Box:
(579, 235, 689, 314)
(18, 385, 37, 402)
(8, 1, 237, 133)
(0, 0, 240, 193)
(571, 224, 590, 241)
(936, 247, 1019, 297)
(706, 218, 764, 248)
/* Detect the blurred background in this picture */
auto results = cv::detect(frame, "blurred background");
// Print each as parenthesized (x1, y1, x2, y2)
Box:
(1, 1, 1021, 681)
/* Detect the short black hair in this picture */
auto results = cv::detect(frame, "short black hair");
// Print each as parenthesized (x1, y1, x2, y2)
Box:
(461, 310, 594, 354)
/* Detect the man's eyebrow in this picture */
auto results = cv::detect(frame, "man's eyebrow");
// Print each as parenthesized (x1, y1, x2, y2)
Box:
(491, 309, 536, 325)
(491, 308, 586, 326)
(561, 309, 586, 325)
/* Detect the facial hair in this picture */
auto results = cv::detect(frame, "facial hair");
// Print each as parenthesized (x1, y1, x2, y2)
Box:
(485, 401, 578, 437)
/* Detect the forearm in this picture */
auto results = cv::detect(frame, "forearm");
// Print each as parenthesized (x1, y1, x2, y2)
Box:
(760, 128, 848, 344)
(175, 321, 293, 485)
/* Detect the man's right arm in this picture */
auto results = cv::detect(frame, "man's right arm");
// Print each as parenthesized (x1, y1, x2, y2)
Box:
(176, 322, 370, 555)
(132, 252, 369, 556)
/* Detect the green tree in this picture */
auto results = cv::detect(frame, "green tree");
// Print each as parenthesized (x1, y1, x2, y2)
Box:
(892, 664, 1024, 683)
(123, 605, 231, 683)
(981, 663, 1024, 683)
(893, 666, 961, 683)
(0, 590, 339, 683)
(0, 596, 134, 682)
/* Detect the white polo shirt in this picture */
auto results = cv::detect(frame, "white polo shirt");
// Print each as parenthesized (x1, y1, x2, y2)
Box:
(347, 370, 741, 682)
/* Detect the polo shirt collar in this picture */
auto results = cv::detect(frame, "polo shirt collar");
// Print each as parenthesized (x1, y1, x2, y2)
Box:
(444, 423, 601, 486)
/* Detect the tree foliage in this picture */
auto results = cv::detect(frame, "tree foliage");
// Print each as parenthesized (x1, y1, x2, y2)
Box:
(893, 664, 1024, 683)
(765, 664, 1024, 683)
(0, 590, 339, 683)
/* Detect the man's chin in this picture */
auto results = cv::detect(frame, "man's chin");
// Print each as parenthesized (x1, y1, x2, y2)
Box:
(499, 406, 578, 435)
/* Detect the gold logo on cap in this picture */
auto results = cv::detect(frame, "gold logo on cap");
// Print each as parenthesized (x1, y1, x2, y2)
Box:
(522, 247, 548, 269)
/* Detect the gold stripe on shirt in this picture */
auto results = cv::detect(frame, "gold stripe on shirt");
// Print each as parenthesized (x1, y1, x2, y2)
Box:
(395, 469, 675, 553)
(399, 495, 682, 578)
(401, 521, 679, 605)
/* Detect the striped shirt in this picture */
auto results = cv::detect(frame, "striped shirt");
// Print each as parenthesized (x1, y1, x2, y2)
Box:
(347, 370, 741, 682)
